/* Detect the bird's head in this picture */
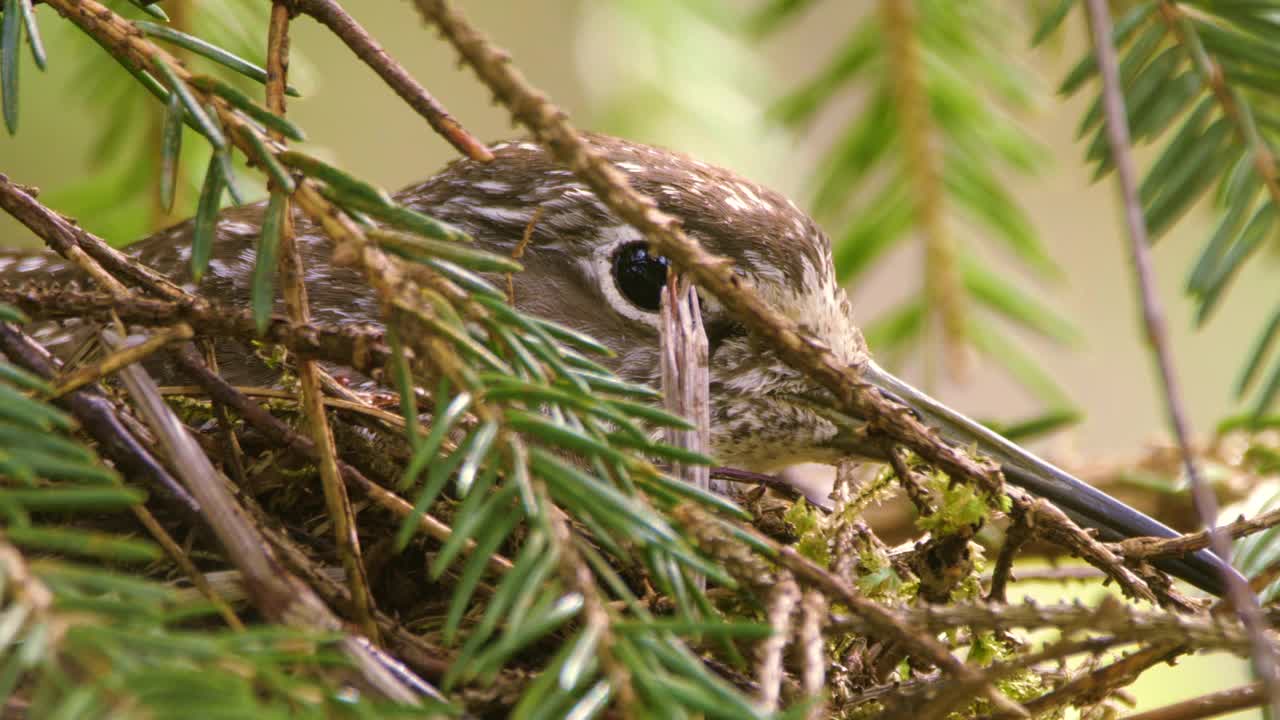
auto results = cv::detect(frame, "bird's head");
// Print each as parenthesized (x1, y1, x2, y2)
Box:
(398, 134, 1236, 595)
(404, 134, 864, 472)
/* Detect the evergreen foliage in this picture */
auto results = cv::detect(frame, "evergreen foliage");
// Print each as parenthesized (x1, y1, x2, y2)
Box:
(1, 1, 1279, 718)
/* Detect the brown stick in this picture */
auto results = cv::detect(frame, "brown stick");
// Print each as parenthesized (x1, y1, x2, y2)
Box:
(266, 2, 379, 643)
(1082, 0, 1277, 711)
(171, 343, 513, 574)
(1122, 681, 1266, 720)
(0, 174, 189, 303)
(0, 285, 390, 375)
(1119, 504, 1280, 559)
(0, 323, 198, 511)
(1003, 643, 1186, 719)
(50, 323, 194, 397)
(109, 340, 423, 702)
(291, 0, 492, 162)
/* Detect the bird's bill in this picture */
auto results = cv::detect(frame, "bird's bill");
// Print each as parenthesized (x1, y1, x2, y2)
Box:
(857, 361, 1239, 597)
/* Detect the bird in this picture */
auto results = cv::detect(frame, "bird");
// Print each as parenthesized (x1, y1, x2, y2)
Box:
(2, 133, 1240, 596)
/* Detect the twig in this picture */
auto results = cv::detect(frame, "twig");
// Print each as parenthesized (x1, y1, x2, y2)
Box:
(757, 573, 799, 712)
(997, 642, 1185, 719)
(1013, 493, 1162, 606)
(265, 5, 378, 644)
(1118, 504, 1280, 559)
(1249, 556, 1280, 596)
(829, 598, 1261, 656)
(912, 634, 1119, 717)
(0, 285, 391, 375)
(51, 322, 194, 397)
(200, 341, 252, 491)
(987, 502, 1034, 603)
(0, 323, 198, 512)
(170, 344, 512, 574)
(0, 178, 129, 297)
(0, 174, 189, 303)
(159, 384, 415, 432)
(712, 467, 807, 502)
(674, 504, 1026, 716)
(107, 333, 424, 703)
(1083, 0, 1277, 711)
(983, 566, 1104, 585)
(798, 590, 827, 720)
(130, 503, 245, 631)
(289, 0, 492, 162)
(1122, 681, 1266, 720)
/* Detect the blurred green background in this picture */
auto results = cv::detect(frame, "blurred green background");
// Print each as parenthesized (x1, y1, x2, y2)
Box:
(0, 2, 1269, 715)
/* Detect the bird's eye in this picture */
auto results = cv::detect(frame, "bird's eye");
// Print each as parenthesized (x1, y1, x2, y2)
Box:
(611, 242, 669, 312)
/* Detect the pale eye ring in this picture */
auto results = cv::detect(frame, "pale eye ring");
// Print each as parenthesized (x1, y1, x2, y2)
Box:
(611, 242, 669, 312)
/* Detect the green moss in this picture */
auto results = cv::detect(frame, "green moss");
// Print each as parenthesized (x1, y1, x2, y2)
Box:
(916, 471, 992, 536)
(785, 498, 831, 566)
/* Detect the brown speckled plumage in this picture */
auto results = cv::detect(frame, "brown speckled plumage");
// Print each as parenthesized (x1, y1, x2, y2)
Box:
(0, 134, 1243, 594)
(5, 134, 863, 471)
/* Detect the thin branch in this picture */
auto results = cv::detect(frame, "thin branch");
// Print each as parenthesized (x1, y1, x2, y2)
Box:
(798, 590, 827, 720)
(200, 341, 253, 491)
(757, 572, 799, 712)
(50, 322, 194, 397)
(1008, 642, 1185, 719)
(1015, 495, 1164, 606)
(830, 599, 1262, 655)
(1122, 681, 1266, 720)
(158, 384, 417, 431)
(673, 504, 1026, 716)
(170, 343, 513, 574)
(130, 503, 245, 631)
(1118, 503, 1280, 559)
(0, 176, 130, 297)
(107, 334, 424, 703)
(1083, 0, 1278, 712)
(0, 323, 198, 511)
(986, 502, 1033, 603)
(265, 4, 378, 643)
(0, 285, 392, 375)
(289, 0, 492, 162)
(984, 566, 1104, 585)
(712, 467, 807, 502)
(0, 174, 189, 303)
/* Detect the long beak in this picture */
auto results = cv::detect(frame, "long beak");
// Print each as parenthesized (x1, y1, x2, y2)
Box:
(860, 361, 1240, 597)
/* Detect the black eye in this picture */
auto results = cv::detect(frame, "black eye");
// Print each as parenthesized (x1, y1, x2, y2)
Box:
(612, 242, 669, 311)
